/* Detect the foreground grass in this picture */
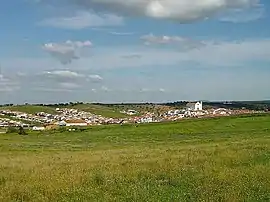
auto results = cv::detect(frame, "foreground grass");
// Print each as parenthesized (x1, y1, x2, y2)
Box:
(0, 115, 270, 201)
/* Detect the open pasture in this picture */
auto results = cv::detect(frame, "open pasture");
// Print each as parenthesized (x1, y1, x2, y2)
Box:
(0, 115, 270, 201)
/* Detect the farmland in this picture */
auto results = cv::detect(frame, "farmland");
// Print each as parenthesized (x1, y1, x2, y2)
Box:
(0, 114, 270, 201)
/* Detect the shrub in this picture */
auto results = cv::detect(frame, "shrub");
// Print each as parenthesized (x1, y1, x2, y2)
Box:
(6, 126, 18, 134)
(18, 126, 28, 136)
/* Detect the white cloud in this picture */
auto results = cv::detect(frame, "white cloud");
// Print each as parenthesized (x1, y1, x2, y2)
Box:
(109, 31, 135, 36)
(186, 39, 270, 66)
(59, 82, 81, 89)
(220, 5, 264, 23)
(32, 87, 75, 92)
(159, 88, 165, 92)
(121, 54, 142, 59)
(88, 74, 103, 81)
(101, 86, 110, 91)
(76, 38, 270, 69)
(3, 37, 270, 73)
(39, 11, 124, 29)
(9, 70, 104, 93)
(139, 88, 166, 93)
(42, 40, 92, 64)
(140, 88, 150, 92)
(45, 70, 83, 79)
(39, 70, 103, 85)
(0, 77, 20, 92)
(71, 0, 261, 22)
(140, 33, 205, 50)
(6, 38, 270, 71)
(0, 74, 4, 81)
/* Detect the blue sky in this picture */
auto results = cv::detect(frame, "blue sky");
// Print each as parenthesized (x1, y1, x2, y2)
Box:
(0, 0, 270, 104)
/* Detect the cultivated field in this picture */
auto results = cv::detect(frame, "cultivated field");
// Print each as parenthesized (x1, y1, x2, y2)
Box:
(0, 115, 270, 201)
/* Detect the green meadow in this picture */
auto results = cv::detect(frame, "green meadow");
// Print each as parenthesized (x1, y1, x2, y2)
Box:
(0, 114, 270, 201)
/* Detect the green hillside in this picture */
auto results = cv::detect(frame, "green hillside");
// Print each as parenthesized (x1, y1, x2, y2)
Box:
(0, 104, 132, 118)
(66, 104, 130, 118)
(0, 105, 58, 115)
(67, 103, 175, 117)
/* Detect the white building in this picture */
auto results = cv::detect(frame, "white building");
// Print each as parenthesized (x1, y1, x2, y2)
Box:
(213, 108, 231, 115)
(140, 117, 153, 123)
(186, 101, 203, 111)
(32, 126, 45, 131)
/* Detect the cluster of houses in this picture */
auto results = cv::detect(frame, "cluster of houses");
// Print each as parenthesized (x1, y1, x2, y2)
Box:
(0, 107, 123, 130)
(0, 101, 263, 131)
(0, 117, 27, 128)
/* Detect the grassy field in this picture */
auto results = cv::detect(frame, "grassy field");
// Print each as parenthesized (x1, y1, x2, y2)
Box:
(0, 114, 270, 201)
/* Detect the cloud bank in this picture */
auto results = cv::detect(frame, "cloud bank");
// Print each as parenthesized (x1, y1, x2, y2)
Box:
(71, 0, 260, 22)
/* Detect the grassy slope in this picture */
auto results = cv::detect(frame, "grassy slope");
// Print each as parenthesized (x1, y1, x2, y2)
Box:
(0, 114, 41, 126)
(0, 115, 270, 201)
(66, 104, 131, 118)
(0, 105, 58, 115)
(69, 104, 175, 118)
(0, 104, 126, 118)
(1, 104, 175, 118)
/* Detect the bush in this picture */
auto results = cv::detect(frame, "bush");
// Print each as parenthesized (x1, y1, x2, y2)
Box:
(18, 126, 28, 136)
(58, 127, 67, 133)
(6, 126, 18, 134)
(6, 126, 28, 135)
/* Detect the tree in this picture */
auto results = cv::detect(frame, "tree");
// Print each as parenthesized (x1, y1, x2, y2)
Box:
(6, 126, 18, 134)
(18, 126, 28, 136)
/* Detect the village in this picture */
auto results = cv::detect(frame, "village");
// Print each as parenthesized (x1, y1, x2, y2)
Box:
(0, 101, 263, 131)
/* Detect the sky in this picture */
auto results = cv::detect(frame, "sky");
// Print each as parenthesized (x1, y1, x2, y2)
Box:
(0, 0, 270, 104)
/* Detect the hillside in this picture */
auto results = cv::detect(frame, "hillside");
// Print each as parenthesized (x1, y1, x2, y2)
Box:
(66, 104, 131, 118)
(0, 103, 176, 118)
(1, 101, 269, 119)
(0, 105, 58, 115)
(0, 104, 127, 118)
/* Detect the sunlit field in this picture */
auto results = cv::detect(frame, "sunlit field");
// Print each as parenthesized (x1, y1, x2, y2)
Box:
(0, 114, 270, 201)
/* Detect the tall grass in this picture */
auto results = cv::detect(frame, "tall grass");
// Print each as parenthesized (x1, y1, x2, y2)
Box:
(0, 115, 270, 201)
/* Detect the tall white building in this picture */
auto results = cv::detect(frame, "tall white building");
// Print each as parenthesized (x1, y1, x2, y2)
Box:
(186, 101, 203, 111)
